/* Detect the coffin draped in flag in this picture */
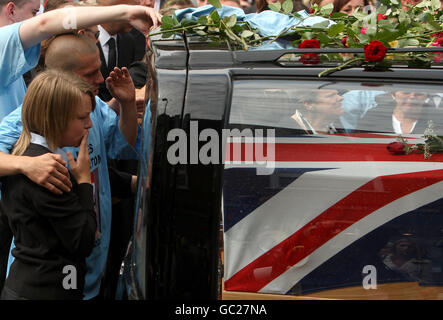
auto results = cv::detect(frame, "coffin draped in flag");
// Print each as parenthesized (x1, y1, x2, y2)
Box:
(222, 132, 443, 295)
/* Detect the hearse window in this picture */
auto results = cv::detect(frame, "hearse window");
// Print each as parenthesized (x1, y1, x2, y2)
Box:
(228, 80, 443, 135)
(222, 79, 443, 298)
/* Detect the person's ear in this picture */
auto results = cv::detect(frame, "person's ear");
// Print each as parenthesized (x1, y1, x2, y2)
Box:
(5, 2, 16, 20)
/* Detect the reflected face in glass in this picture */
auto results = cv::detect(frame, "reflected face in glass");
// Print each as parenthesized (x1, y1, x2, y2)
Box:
(394, 239, 416, 257)
(340, 0, 364, 14)
(393, 91, 428, 111)
(307, 89, 344, 116)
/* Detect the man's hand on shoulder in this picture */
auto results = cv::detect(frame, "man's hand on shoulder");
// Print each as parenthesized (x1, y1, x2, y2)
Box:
(19, 153, 72, 195)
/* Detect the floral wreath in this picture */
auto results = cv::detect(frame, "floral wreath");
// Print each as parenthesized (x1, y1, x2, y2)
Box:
(154, 0, 443, 76)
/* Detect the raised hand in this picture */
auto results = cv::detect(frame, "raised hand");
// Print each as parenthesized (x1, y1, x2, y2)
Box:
(106, 67, 136, 106)
(67, 131, 91, 185)
(126, 6, 162, 36)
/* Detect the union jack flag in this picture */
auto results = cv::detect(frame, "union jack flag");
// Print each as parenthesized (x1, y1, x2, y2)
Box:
(222, 133, 443, 295)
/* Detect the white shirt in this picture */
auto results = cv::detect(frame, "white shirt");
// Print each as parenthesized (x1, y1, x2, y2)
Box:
(97, 25, 118, 67)
(30, 132, 68, 164)
(392, 114, 417, 134)
(432, 94, 442, 109)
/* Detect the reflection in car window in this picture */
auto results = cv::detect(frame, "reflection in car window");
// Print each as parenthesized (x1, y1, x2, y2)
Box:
(222, 79, 443, 298)
(229, 80, 443, 135)
(133, 105, 153, 298)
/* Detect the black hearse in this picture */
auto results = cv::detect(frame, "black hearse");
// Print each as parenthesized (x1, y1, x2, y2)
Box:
(117, 27, 443, 300)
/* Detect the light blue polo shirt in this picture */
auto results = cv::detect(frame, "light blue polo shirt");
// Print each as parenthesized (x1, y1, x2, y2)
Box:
(0, 96, 139, 300)
(0, 22, 40, 122)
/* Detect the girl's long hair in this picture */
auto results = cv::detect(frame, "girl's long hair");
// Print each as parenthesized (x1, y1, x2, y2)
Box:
(13, 69, 95, 156)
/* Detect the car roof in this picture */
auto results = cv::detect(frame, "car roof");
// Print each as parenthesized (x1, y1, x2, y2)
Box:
(151, 33, 443, 73)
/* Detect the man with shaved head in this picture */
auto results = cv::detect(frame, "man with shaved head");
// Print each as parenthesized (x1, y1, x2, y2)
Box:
(0, 0, 160, 296)
(0, 33, 139, 300)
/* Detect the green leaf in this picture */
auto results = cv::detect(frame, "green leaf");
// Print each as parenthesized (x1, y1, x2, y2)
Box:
(225, 28, 237, 41)
(162, 31, 174, 38)
(180, 19, 196, 27)
(357, 33, 369, 44)
(416, 0, 430, 8)
(328, 23, 345, 37)
(172, 14, 180, 26)
(320, 2, 333, 15)
(401, 38, 420, 47)
(282, 0, 293, 14)
(197, 15, 208, 25)
(207, 26, 220, 33)
(365, 26, 377, 36)
(377, 5, 388, 15)
(268, 2, 282, 12)
(378, 20, 395, 31)
(316, 32, 331, 44)
(226, 14, 237, 28)
(329, 12, 348, 19)
(430, 0, 441, 10)
(195, 30, 207, 36)
(231, 25, 243, 33)
(209, 0, 222, 9)
(312, 20, 330, 29)
(210, 9, 220, 24)
(161, 16, 175, 29)
(241, 30, 254, 38)
(377, 30, 400, 43)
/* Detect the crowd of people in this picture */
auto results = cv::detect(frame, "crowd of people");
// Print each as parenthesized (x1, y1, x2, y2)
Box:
(0, 0, 441, 300)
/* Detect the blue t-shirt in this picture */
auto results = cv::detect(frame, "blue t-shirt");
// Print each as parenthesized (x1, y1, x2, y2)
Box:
(0, 22, 40, 122)
(0, 96, 139, 299)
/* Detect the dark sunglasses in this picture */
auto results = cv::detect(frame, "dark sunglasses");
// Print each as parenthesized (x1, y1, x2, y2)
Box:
(85, 29, 100, 40)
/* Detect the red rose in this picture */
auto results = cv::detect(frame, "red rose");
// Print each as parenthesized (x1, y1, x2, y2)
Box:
(299, 39, 321, 49)
(341, 36, 348, 48)
(299, 39, 321, 65)
(430, 44, 443, 63)
(431, 32, 443, 46)
(360, 27, 367, 34)
(387, 142, 406, 155)
(309, 8, 315, 14)
(300, 54, 321, 64)
(364, 40, 388, 62)
(377, 14, 386, 21)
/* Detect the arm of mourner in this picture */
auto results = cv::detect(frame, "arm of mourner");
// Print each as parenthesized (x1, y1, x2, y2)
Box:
(19, 4, 161, 50)
(0, 152, 72, 195)
(106, 67, 138, 148)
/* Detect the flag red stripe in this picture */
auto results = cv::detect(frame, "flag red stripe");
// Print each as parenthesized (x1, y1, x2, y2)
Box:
(226, 143, 443, 162)
(224, 169, 443, 292)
